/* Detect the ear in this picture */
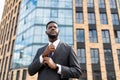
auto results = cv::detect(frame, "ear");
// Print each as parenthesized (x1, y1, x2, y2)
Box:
(58, 29, 60, 33)
(45, 31, 48, 35)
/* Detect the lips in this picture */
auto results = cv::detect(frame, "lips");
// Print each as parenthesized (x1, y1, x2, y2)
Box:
(50, 30, 56, 34)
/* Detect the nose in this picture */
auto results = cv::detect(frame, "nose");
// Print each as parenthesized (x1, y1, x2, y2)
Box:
(51, 26, 55, 30)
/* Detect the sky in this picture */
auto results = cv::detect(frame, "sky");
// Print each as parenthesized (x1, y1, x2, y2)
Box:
(0, 0, 5, 22)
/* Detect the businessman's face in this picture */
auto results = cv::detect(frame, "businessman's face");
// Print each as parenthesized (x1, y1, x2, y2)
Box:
(46, 23, 59, 39)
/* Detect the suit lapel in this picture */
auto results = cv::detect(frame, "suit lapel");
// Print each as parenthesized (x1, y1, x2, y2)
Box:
(52, 41, 62, 59)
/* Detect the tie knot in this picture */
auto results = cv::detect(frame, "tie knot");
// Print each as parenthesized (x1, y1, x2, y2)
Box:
(49, 44, 55, 48)
(49, 52, 53, 58)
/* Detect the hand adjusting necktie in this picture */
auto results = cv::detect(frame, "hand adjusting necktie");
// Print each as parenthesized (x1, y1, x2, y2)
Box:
(48, 44, 55, 58)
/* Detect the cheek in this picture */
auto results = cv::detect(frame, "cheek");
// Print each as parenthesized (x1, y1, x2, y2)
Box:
(46, 30, 50, 33)
(46, 31, 49, 35)
(56, 29, 59, 32)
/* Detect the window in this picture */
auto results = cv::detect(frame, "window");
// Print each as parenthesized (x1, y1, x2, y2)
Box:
(98, 0, 105, 8)
(24, 17, 26, 24)
(89, 29, 98, 43)
(14, 25, 17, 35)
(4, 45, 7, 56)
(6, 55, 12, 80)
(76, 0, 83, 7)
(51, 9, 58, 18)
(11, 40, 15, 54)
(0, 59, 1, 78)
(11, 71, 13, 80)
(91, 49, 102, 80)
(88, 13, 96, 24)
(22, 34, 24, 41)
(76, 12, 84, 23)
(77, 48, 87, 80)
(6, 26, 10, 41)
(12, 17, 15, 27)
(100, 13, 108, 24)
(90, 48, 99, 64)
(20, 50, 23, 58)
(14, 6, 17, 13)
(117, 49, 120, 67)
(104, 49, 116, 80)
(102, 30, 110, 43)
(111, 14, 119, 25)
(87, 0, 94, 8)
(114, 30, 120, 43)
(7, 41, 11, 52)
(109, 0, 117, 9)
(76, 29, 85, 42)
(93, 72, 102, 80)
(22, 70, 27, 80)
(0, 59, 1, 70)
(3, 57, 8, 80)
(16, 71, 20, 80)
(51, 0, 59, 7)
(77, 48, 86, 63)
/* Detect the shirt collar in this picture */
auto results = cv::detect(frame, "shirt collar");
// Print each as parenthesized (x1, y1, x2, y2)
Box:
(49, 39, 60, 49)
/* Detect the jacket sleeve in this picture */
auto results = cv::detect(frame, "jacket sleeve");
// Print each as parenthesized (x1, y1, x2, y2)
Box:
(28, 48, 43, 76)
(61, 46, 82, 78)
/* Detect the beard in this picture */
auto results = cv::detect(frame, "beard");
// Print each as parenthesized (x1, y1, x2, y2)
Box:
(47, 33, 58, 39)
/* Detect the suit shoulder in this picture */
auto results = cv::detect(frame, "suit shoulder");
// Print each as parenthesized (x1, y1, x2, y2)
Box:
(60, 41, 72, 49)
(37, 44, 48, 52)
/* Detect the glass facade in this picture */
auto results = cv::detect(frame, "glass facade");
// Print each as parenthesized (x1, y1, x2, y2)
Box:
(76, 29, 85, 42)
(90, 48, 102, 80)
(109, 0, 117, 9)
(104, 49, 116, 80)
(100, 13, 108, 24)
(90, 48, 99, 64)
(76, 0, 83, 7)
(77, 48, 87, 80)
(114, 30, 120, 43)
(117, 49, 120, 67)
(89, 29, 98, 43)
(77, 48, 86, 63)
(87, 0, 94, 8)
(88, 13, 96, 24)
(12, 0, 73, 69)
(111, 13, 119, 25)
(102, 30, 110, 43)
(76, 12, 84, 23)
(98, 0, 105, 8)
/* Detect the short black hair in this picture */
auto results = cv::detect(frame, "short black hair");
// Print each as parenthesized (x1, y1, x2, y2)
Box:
(46, 21, 58, 29)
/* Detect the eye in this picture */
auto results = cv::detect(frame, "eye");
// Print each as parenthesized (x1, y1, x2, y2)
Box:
(48, 26, 52, 29)
(54, 26, 57, 28)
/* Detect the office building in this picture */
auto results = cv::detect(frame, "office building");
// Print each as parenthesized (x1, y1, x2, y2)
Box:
(0, 0, 120, 80)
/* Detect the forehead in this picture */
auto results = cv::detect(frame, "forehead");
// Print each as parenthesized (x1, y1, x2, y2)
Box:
(47, 23, 58, 27)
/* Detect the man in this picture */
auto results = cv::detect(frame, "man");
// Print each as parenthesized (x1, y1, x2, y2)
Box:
(28, 21, 82, 80)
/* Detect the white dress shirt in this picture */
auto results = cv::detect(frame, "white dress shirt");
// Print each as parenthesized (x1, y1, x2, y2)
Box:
(39, 39, 61, 74)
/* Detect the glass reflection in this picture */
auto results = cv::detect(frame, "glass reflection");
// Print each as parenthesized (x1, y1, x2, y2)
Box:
(12, 0, 73, 69)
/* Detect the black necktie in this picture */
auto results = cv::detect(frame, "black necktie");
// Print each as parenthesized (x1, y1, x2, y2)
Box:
(49, 52, 53, 58)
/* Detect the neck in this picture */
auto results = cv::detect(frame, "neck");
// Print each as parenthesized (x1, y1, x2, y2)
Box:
(49, 38, 58, 43)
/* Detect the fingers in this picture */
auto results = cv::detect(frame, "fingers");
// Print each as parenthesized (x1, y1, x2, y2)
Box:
(49, 44, 55, 52)
(43, 57, 50, 61)
(43, 57, 50, 64)
(43, 57, 57, 69)
(42, 44, 55, 57)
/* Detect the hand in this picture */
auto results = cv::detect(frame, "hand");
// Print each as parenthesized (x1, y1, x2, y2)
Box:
(43, 57, 57, 70)
(42, 44, 55, 57)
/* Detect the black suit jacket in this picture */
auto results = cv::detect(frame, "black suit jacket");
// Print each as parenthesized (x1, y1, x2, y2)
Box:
(28, 41, 82, 80)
